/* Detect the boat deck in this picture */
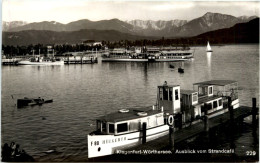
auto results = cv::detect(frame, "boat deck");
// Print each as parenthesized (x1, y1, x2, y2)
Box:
(198, 95, 222, 104)
(97, 107, 162, 123)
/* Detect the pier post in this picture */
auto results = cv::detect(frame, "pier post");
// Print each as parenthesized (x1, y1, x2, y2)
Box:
(252, 98, 257, 124)
(204, 103, 208, 115)
(178, 113, 182, 129)
(142, 122, 147, 144)
(204, 115, 209, 132)
(169, 118, 174, 149)
(228, 97, 234, 121)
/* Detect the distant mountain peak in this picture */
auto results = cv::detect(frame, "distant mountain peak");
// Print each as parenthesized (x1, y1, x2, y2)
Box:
(2, 21, 28, 31)
(126, 19, 188, 31)
(204, 12, 214, 15)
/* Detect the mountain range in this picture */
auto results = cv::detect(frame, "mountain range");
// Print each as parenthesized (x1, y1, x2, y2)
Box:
(3, 12, 257, 37)
(192, 17, 259, 44)
(2, 12, 258, 45)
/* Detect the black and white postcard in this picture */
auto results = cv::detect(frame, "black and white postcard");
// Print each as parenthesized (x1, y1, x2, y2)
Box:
(1, 1, 259, 162)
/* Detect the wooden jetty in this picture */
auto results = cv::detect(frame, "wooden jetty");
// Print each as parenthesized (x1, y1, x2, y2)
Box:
(64, 57, 98, 64)
(132, 106, 256, 150)
(92, 98, 258, 162)
(2, 58, 22, 65)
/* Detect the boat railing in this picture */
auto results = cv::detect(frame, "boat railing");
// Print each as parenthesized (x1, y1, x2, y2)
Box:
(215, 91, 238, 100)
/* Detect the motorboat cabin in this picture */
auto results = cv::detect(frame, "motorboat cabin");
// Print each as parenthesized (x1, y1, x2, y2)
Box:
(93, 108, 165, 136)
(193, 80, 239, 108)
(178, 80, 240, 124)
(88, 106, 170, 158)
(157, 82, 181, 114)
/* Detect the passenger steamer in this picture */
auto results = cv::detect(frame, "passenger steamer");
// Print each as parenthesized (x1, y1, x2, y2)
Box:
(102, 48, 148, 62)
(88, 80, 239, 158)
(101, 47, 194, 62)
(18, 48, 64, 65)
(18, 57, 64, 65)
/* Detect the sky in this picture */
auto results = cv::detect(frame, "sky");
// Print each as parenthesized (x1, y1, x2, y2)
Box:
(2, 0, 260, 23)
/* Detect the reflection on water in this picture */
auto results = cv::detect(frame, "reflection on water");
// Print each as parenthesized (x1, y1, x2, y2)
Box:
(207, 52, 212, 79)
(1, 45, 259, 161)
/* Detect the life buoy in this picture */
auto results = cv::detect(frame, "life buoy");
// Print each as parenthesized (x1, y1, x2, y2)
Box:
(119, 109, 129, 113)
(137, 112, 148, 116)
(168, 115, 174, 126)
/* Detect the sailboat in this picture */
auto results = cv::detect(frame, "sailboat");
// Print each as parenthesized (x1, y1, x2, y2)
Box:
(207, 41, 213, 52)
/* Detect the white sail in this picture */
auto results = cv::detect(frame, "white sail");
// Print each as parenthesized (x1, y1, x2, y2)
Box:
(207, 42, 212, 52)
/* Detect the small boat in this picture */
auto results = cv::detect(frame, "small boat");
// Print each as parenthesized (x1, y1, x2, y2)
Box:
(206, 41, 213, 52)
(44, 149, 56, 154)
(178, 62, 184, 73)
(2, 142, 35, 162)
(88, 80, 240, 158)
(178, 67, 184, 73)
(169, 64, 175, 69)
(17, 97, 53, 108)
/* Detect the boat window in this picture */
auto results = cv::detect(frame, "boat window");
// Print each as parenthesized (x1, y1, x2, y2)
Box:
(97, 121, 101, 132)
(218, 99, 223, 106)
(175, 89, 179, 100)
(207, 103, 212, 110)
(213, 101, 218, 108)
(117, 123, 128, 133)
(209, 87, 213, 94)
(163, 87, 168, 100)
(102, 122, 107, 133)
(169, 88, 173, 101)
(159, 88, 163, 100)
(198, 87, 203, 95)
(109, 124, 114, 133)
(129, 121, 139, 131)
(205, 87, 208, 95)
(192, 93, 198, 102)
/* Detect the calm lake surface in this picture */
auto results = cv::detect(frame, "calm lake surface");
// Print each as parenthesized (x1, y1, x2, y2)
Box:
(2, 44, 259, 161)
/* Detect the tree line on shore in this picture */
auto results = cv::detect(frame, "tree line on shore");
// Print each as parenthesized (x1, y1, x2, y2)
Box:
(1, 37, 210, 57)
(2, 31, 258, 57)
(2, 17, 258, 57)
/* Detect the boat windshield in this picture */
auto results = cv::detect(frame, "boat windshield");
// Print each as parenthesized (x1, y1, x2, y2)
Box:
(101, 121, 106, 133)
(96, 120, 102, 132)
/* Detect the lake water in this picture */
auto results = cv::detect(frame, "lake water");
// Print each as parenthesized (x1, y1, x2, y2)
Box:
(1, 44, 259, 161)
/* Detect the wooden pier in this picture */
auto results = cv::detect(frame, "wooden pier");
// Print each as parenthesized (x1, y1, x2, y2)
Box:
(2, 58, 21, 65)
(132, 106, 255, 150)
(92, 98, 259, 162)
(64, 58, 98, 64)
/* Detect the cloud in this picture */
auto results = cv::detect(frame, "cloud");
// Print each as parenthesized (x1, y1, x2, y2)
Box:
(2, 0, 259, 23)
(152, 2, 195, 11)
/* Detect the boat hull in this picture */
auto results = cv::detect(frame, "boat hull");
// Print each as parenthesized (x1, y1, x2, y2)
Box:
(102, 58, 192, 62)
(18, 60, 64, 65)
(102, 58, 148, 62)
(88, 124, 169, 158)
